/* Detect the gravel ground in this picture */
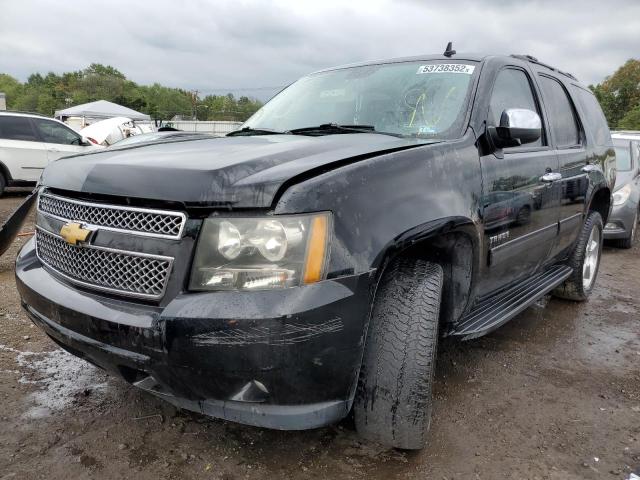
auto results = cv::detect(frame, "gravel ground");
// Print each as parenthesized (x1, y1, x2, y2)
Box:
(1, 191, 639, 480)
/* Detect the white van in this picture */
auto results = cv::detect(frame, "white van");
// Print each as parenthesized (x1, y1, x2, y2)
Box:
(0, 112, 101, 194)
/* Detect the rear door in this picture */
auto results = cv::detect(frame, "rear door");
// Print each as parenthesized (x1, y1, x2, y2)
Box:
(31, 118, 88, 162)
(0, 115, 48, 182)
(478, 66, 561, 295)
(535, 74, 588, 257)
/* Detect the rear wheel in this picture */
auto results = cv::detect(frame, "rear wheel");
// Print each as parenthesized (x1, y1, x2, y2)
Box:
(553, 211, 603, 301)
(0, 173, 5, 197)
(354, 258, 442, 449)
(515, 205, 531, 225)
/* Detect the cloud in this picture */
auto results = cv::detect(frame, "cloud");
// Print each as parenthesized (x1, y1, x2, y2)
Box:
(0, 0, 638, 101)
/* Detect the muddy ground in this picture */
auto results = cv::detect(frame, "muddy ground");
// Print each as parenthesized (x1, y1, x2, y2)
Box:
(0, 191, 639, 480)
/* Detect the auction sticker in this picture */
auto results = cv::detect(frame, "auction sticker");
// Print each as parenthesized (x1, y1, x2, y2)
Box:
(416, 64, 475, 74)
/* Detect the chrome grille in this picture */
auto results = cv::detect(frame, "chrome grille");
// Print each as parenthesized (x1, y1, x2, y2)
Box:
(35, 228, 173, 300)
(38, 192, 186, 239)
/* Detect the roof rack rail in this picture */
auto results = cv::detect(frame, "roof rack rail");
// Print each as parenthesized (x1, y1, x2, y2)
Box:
(510, 54, 577, 81)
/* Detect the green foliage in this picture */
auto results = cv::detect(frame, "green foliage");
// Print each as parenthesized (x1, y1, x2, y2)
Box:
(0, 64, 262, 121)
(591, 59, 640, 129)
(618, 105, 640, 130)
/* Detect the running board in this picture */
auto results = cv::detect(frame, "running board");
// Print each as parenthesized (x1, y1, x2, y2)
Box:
(450, 265, 573, 340)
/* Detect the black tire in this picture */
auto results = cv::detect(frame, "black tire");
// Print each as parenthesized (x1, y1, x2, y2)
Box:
(515, 205, 531, 225)
(553, 211, 603, 301)
(354, 258, 443, 449)
(0, 173, 5, 197)
(610, 208, 638, 249)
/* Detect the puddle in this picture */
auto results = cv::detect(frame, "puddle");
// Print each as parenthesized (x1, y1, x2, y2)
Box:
(1, 344, 109, 418)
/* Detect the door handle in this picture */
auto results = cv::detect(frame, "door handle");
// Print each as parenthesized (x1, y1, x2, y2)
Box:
(581, 164, 599, 173)
(540, 172, 562, 182)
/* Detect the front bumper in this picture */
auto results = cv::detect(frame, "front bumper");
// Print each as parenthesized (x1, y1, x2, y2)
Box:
(16, 238, 374, 430)
(604, 200, 637, 240)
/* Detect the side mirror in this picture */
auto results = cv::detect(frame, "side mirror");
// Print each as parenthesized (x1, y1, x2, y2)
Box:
(490, 108, 542, 148)
(80, 136, 93, 147)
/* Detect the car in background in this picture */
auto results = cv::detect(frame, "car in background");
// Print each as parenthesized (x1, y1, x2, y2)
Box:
(604, 132, 640, 248)
(0, 112, 101, 195)
(110, 131, 215, 148)
(79, 117, 154, 146)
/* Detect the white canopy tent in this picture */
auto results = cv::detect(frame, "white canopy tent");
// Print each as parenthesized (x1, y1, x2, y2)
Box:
(54, 100, 151, 125)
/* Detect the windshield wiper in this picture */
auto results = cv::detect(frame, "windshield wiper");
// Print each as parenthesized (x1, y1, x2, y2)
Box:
(288, 124, 405, 137)
(227, 127, 284, 137)
(287, 123, 377, 135)
(229, 124, 403, 138)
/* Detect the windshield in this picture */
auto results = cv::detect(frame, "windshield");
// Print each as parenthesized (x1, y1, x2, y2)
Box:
(243, 61, 478, 138)
(614, 141, 632, 171)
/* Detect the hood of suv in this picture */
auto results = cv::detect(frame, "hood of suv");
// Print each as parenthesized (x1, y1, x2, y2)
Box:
(40, 134, 434, 208)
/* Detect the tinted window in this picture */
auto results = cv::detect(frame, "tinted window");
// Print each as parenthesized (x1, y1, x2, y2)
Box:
(538, 76, 580, 147)
(573, 87, 611, 146)
(489, 68, 543, 147)
(0, 116, 39, 142)
(33, 119, 80, 145)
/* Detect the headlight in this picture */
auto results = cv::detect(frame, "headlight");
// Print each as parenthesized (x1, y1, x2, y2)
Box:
(612, 184, 632, 206)
(189, 212, 332, 291)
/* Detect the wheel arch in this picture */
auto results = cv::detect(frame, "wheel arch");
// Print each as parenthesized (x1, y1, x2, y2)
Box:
(587, 186, 612, 224)
(0, 160, 11, 184)
(371, 216, 481, 326)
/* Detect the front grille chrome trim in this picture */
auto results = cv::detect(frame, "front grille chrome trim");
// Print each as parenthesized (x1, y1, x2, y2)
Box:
(35, 226, 174, 300)
(38, 191, 187, 240)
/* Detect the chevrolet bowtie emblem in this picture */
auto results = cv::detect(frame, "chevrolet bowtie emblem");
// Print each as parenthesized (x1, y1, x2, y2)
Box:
(59, 222, 92, 246)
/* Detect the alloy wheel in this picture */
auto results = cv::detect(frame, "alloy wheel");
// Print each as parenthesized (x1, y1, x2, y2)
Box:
(582, 226, 601, 290)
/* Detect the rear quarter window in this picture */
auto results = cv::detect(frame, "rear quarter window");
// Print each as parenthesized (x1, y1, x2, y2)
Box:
(572, 87, 611, 146)
(538, 75, 581, 147)
(0, 116, 39, 142)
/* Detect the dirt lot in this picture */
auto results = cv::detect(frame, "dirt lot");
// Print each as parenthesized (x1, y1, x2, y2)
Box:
(1, 191, 639, 480)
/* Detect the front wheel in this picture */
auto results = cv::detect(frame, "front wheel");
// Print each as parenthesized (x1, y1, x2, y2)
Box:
(553, 211, 603, 301)
(354, 258, 443, 449)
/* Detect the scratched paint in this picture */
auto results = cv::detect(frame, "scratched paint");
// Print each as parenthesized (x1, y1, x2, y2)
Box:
(191, 317, 343, 346)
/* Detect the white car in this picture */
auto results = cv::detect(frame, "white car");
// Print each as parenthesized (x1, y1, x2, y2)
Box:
(79, 117, 155, 146)
(0, 112, 102, 195)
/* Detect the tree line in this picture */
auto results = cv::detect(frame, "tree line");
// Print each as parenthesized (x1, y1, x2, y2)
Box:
(590, 59, 640, 130)
(0, 63, 263, 122)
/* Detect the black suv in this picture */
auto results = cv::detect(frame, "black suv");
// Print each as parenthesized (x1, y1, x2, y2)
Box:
(14, 52, 615, 449)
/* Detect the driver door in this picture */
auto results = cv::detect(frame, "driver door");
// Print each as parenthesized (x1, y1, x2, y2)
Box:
(31, 118, 89, 162)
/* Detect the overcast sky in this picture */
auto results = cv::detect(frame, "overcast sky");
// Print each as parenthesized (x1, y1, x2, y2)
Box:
(1, 0, 638, 101)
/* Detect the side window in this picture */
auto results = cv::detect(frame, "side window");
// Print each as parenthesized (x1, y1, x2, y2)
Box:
(489, 68, 543, 147)
(538, 76, 581, 148)
(32, 119, 81, 145)
(573, 87, 611, 146)
(0, 116, 39, 142)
